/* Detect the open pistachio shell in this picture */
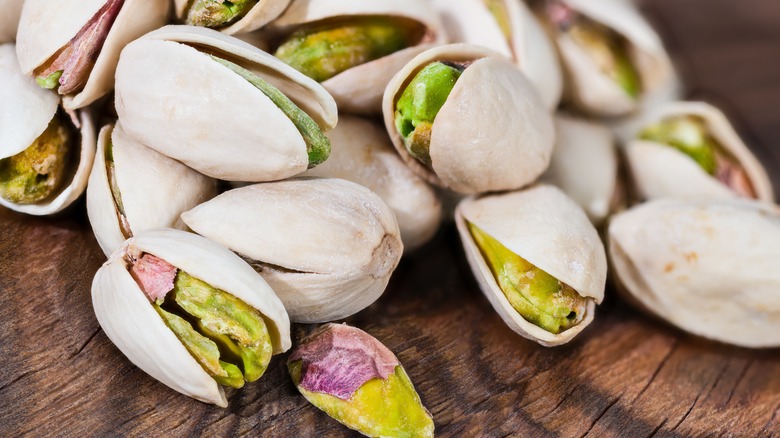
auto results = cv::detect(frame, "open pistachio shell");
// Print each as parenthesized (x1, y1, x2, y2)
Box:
(181, 178, 403, 323)
(542, 114, 621, 225)
(174, 0, 291, 35)
(303, 115, 442, 251)
(625, 101, 774, 203)
(15, 0, 170, 110)
(455, 185, 607, 346)
(115, 25, 337, 182)
(383, 43, 554, 195)
(92, 228, 291, 407)
(0, 0, 23, 43)
(267, 0, 445, 115)
(87, 123, 218, 257)
(609, 198, 780, 348)
(431, 0, 562, 109)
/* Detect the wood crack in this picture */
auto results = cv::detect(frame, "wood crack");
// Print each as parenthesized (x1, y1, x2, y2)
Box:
(540, 384, 579, 421)
(579, 394, 621, 438)
(69, 327, 102, 359)
(723, 359, 752, 407)
(647, 418, 668, 438)
(0, 366, 49, 394)
(670, 392, 701, 432)
(635, 340, 679, 402)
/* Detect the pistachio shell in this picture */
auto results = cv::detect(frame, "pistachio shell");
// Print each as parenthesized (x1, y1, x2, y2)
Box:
(115, 25, 337, 182)
(16, 0, 170, 110)
(609, 198, 780, 348)
(181, 178, 403, 323)
(174, 0, 291, 35)
(383, 44, 554, 194)
(87, 123, 218, 257)
(455, 185, 607, 346)
(625, 101, 774, 203)
(0, 0, 23, 43)
(92, 228, 291, 406)
(303, 115, 442, 251)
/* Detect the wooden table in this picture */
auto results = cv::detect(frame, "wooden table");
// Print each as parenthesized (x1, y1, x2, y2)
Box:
(2, 0, 780, 436)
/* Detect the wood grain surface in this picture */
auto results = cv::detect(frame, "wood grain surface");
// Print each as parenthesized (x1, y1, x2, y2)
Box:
(2, 0, 780, 436)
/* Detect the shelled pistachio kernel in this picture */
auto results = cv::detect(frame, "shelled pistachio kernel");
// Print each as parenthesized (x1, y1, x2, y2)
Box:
(639, 116, 718, 175)
(185, 0, 259, 28)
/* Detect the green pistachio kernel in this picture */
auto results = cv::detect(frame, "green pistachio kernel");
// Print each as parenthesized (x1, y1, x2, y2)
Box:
(274, 20, 417, 83)
(468, 222, 587, 334)
(209, 55, 331, 167)
(484, 0, 512, 40)
(185, 0, 258, 28)
(394, 62, 463, 167)
(0, 113, 75, 204)
(639, 116, 719, 175)
(36, 70, 63, 90)
(289, 361, 435, 438)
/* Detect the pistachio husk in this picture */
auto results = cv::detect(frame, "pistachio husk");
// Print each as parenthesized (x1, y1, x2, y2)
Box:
(0, 0, 23, 43)
(174, 0, 291, 35)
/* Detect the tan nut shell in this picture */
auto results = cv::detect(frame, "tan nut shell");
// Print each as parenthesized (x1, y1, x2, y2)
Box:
(16, 0, 170, 110)
(0, 0, 23, 43)
(115, 25, 337, 182)
(92, 228, 292, 407)
(626, 101, 774, 203)
(609, 198, 780, 348)
(174, 0, 291, 35)
(87, 123, 218, 257)
(181, 178, 403, 323)
(383, 44, 555, 195)
(455, 185, 607, 346)
(303, 115, 442, 251)
(431, 0, 562, 109)
(268, 0, 445, 115)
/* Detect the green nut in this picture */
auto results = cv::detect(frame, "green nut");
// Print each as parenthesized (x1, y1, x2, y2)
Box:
(0, 113, 74, 205)
(484, 0, 512, 40)
(394, 62, 463, 167)
(468, 222, 587, 334)
(185, 0, 258, 28)
(274, 19, 416, 83)
(36, 70, 63, 90)
(639, 116, 719, 175)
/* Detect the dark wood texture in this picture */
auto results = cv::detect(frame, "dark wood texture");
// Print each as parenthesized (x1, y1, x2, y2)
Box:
(2, 1, 780, 436)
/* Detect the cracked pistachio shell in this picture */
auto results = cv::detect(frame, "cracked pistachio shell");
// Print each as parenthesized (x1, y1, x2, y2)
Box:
(92, 228, 291, 407)
(609, 198, 780, 348)
(16, 0, 170, 110)
(181, 178, 403, 323)
(0, 45, 96, 215)
(383, 44, 555, 195)
(625, 101, 774, 203)
(0, 0, 23, 43)
(115, 25, 337, 182)
(174, 0, 291, 35)
(455, 185, 607, 346)
(542, 113, 621, 225)
(431, 0, 562, 110)
(303, 115, 442, 251)
(87, 122, 218, 257)
(267, 0, 445, 115)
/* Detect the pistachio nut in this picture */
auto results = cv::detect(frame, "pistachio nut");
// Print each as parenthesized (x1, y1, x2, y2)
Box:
(181, 178, 403, 323)
(625, 101, 774, 203)
(0, 0, 23, 43)
(303, 115, 442, 251)
(115, 25, 337, 182)
(431, 0, 563, 109)
(542, 114, 623, 226)
(92, 228, 291, 407)
(456, 185, 607, 346)
(609, 198, 780, 348)
(533, 0, 675, 117)
(267, 0, 445, 114)
(175, 0, 291, 34)
(0, 44, 96, 215)
(289, 324, 434, 437)
(87, 123, 218, 257)
(383, 44, 554, 195)
(15, 0, 169, 110)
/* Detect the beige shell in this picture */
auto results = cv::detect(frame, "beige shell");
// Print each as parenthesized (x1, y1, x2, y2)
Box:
(181, 178, 403, 323)
(455, 185, 607, 346)
(87, 123, 218, 257)
(174, 0, 291, 35)
(383, 44, 555, 195)
(92, 228, 291, 407)
(625, 101, 774, 203)
(115, 25, 337, 182)
(431, 0, 562, 109)
(303, 115, 442, 251)
(0, 0, 23, 43)
(15, 0, 170, 110)
(542, 113, 620, 225)
(0, 44, 95, 215)
(609, 198, 780, 348)
(267, 0, 446, 115)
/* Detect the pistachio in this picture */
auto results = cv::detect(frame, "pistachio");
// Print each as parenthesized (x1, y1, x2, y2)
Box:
(289, 324, 434, 437)
(639, 116, 719, 176)
(483, 0, 512, 39)
(104, 137, 130, 238)
(185, 0, 259, 28)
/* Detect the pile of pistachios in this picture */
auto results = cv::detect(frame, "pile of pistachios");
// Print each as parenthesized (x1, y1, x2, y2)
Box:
(2, 0, 779, 435)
